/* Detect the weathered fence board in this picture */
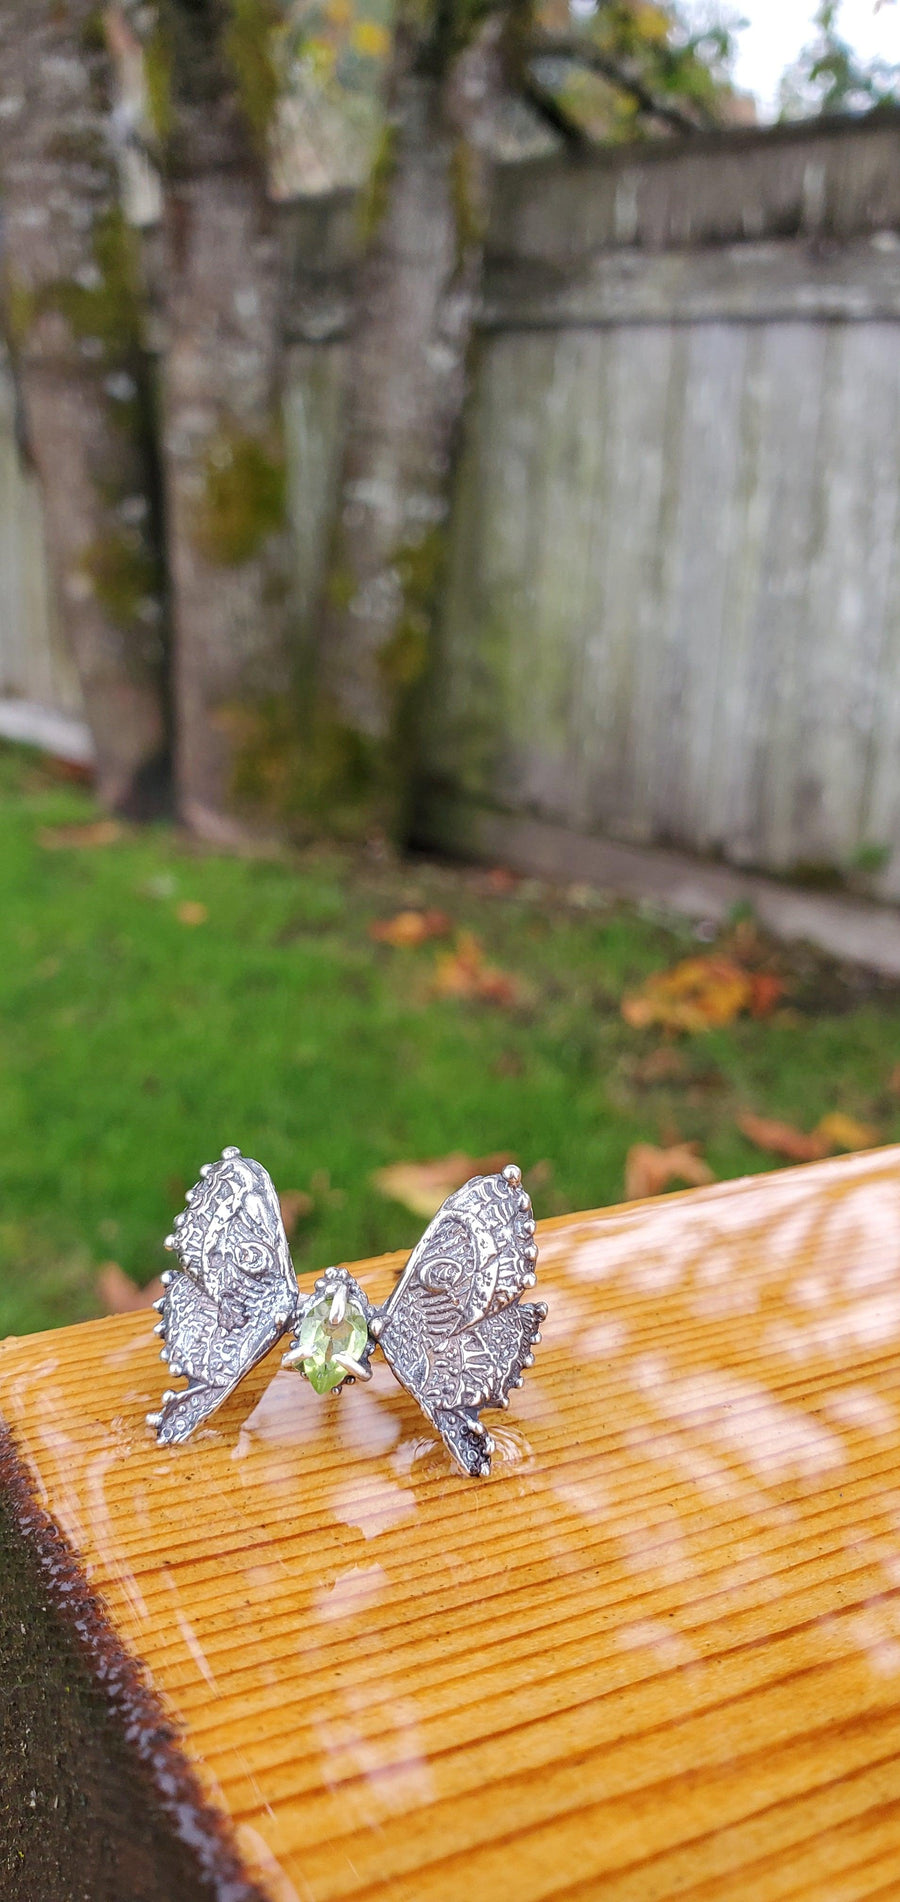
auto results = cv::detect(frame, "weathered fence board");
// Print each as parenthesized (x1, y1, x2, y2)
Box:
(0, 350, 88, 748)
(284, 339, 348, 643)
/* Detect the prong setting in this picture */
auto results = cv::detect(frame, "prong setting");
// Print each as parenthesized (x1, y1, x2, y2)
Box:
(282, 1268, 375, 1396)
(332, 1353, 372, 1383)
(329, 1285, 347, 1327)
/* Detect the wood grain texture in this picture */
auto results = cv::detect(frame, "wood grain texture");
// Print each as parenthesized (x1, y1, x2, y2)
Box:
(4, 1149, 900, 1899)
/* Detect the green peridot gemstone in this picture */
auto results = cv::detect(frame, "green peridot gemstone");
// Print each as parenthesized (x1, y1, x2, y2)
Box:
(294, 1292, 369, 1395)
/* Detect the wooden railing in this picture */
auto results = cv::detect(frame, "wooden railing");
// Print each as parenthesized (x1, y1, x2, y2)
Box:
(3, 1146, 900, 1898)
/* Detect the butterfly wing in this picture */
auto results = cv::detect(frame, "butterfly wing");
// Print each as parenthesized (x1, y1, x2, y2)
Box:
(148, 1147, 299, 1445)
(376, 1165, 545, 1476)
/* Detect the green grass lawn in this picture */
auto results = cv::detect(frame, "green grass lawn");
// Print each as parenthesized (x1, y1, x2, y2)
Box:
(2, 740, 899, 1338)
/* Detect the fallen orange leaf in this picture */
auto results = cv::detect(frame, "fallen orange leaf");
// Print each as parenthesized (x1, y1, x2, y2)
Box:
(369, 908, 451, 947)
(372, 1150, 515, 1218)
(889, 1063, 900, 1097)
(737, 1109, 879, 1162)
(736, 1112, 830, 1162)
(748, 971, 787, 1018)
(432, 931, 522, 1007)
(625, 1142, 715, 1201)
(475, 967, 522, 1007)
(39, 819, 123, 850)
(176, 900, 208, 926)
(622, 956, 753, 1033)
(97, 1263, 165, 1313)
(815, 1112, 878, 1153)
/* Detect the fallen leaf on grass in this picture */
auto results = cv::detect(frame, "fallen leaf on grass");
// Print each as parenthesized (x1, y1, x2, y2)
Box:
(176, 900, 208, 926)
(625, 1142, 715, 1201)
(97, 1262, 165, 1313)
(432, 931, 523, 1007)
(372, 1150, 514, 1218)
(747, 972, 787, 1017)
(279, 1190, 314, 1237)
(888, 1063, 900, 1097)
(622, 957, 753, 1033)
(39, 819, 123, 851)
(736, 1112, 829, 1162)
(369, 909, 451, 947)
(736, 1110, 879, 1163)
(815, 1112, 879, 1152)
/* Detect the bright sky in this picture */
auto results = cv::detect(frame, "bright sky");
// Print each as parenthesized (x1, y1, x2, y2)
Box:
(684, 0, 900, 116)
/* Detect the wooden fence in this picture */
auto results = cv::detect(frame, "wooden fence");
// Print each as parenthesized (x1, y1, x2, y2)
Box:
(420, 112, 900, 901)
(4, 112, 900, 893)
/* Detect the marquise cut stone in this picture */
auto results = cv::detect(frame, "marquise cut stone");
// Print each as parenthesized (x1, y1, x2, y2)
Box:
(293, 1293, 369, 1395)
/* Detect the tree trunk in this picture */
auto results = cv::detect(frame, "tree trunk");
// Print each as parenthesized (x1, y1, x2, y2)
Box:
(311, 61, 480, 838)
(159, 13, 294, 842)
(0, 1, 169, 813)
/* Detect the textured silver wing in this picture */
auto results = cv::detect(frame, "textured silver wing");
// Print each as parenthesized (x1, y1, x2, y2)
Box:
(147, 1147, 299, 1445)
(376, 1164, 546, 1476)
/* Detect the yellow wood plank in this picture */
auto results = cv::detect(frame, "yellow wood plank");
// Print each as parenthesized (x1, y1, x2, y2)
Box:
(3, 1148, 900, 1900)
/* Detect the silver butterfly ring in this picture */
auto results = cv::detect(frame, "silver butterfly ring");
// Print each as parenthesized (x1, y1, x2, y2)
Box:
(147, 1148, 546, 1477)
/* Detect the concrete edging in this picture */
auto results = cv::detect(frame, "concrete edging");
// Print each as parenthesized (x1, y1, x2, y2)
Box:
(417, 794, 900, 978)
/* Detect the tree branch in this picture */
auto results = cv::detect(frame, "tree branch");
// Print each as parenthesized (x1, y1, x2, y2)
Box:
(529, 34, 714, 136)
(520, 66, 591, 150)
